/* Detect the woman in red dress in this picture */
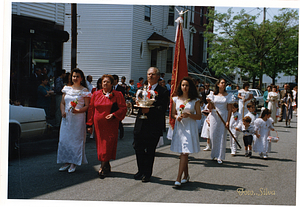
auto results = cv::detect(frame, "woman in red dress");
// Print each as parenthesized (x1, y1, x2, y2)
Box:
(87, 74, 127, 178)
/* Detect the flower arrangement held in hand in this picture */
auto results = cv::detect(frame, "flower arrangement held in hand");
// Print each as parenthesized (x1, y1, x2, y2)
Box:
(179, 99, 190, 114)
(69, 98, 78, 112)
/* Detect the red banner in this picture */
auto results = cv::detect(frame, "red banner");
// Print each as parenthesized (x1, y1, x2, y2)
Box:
(169, 19, 188, 129)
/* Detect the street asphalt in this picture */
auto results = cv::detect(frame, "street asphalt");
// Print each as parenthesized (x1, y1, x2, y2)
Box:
(5, 113, 298, 206)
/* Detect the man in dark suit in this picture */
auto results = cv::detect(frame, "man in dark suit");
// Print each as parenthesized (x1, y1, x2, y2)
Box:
(201, 83, 211, 104)
(278, 84, 290, 122)
(112, 75, 126, 139)
(133, 67, 169, 182)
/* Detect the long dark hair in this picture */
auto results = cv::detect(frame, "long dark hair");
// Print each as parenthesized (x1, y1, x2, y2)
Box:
(214, 78, 226, 95)
(96, 77, 102, 90)
(284, 89, 293, 101)
(69, 68, 87, 88)
(175, 76, 199, 100)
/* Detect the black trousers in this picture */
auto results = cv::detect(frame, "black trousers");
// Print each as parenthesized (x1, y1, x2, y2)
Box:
(133, 132, 160, 178)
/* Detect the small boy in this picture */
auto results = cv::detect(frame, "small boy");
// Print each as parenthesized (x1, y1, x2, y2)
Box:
(236, 116, 259, 157)
(229, 103, 242, 156)
(244, 102, 257, 125)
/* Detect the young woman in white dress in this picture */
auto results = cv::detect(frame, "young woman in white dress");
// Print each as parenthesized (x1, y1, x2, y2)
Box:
(170, 77, 202, 187)
(237, 82, 253, 117)
(207, 79, 234, 164)
(267, 85, 280, 123)
(57, 68, 91, 173)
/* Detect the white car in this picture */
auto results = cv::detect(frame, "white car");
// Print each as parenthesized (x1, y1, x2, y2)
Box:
(249, 89, 264, 108)
(9, 104, 47, 155)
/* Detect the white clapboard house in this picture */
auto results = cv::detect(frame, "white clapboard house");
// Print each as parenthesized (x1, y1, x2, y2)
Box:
(62, 4, 193, 85)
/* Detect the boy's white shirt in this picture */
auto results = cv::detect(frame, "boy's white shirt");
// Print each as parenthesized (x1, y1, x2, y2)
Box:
(244, 111, 256, 126)
(236, 124, 256, 136)
(230, 111, 242, 130)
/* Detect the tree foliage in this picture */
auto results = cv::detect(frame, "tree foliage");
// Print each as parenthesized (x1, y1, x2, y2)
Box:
(204, 8, 298, 87)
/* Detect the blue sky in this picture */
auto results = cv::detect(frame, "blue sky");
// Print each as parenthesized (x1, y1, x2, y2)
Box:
(214, 7, 283, 23)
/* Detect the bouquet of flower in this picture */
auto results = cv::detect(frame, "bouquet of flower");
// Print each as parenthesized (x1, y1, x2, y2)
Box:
(179, 99, 190, 114)
(69, 98, 78, 112)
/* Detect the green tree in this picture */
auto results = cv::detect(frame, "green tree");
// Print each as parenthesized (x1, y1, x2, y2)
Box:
(204, 8, 298, 88)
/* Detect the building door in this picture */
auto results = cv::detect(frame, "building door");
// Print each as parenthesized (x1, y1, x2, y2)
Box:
(151, 49, 158, 67)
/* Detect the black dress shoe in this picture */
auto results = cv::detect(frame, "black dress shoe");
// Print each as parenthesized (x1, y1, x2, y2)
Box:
(142, 176, 150, 183)
(98, 170, 105, 179)
(134, 172, 144, 180)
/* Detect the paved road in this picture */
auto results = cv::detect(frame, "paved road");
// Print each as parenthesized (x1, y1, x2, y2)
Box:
(6, 114, 297, 206)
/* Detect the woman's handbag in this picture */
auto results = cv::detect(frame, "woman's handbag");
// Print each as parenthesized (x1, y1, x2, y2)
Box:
(267, 131, 279, 143)
(110, 102, 119, 113)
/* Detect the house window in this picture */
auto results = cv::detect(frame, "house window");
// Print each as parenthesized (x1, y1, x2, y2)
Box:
(183, 11, 188, 29)
(189, 33, 193, 56)
(190, 6, 194, 23)
(145, 5, 151, 22)
(200, 7, 204, 26)
(166, 47, 173, 73)
(206, 8, 209, 24)
(168, 6, 174, 26)
(203, 37, 207, 63)
(151, 49, 157, 67)
(140, 42, 144, 59)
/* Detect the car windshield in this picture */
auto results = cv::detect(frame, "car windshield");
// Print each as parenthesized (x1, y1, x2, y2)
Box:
(257, 90, 262, 96)
(251, 90, 257, 96)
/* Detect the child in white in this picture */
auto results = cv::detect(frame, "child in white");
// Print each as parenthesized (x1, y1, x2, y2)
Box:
(253, 108, 275, 159)
(244, 102, 258, 125)
(201, 111, 211, 151)
(197, 100, 206, 134)
(236, 116, 259, 157)
(229, 103, 242, 156)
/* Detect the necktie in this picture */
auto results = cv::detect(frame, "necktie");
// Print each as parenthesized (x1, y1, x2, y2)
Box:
(148, 85, 151, 91)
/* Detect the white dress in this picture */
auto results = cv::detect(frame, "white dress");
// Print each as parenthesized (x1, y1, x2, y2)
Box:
(229, 111, 242, 153)
(253, 118, 274, 154)
(207, 91, 234, 160)
(238, 89, 251, 116)
(57, 86, 91, 165)
(170, 97, 200, 154)
(267, 92, 279, 123)
(244, 111, 257, 126)
(197, 104, 206, 134)
(200, 113, 210, 139)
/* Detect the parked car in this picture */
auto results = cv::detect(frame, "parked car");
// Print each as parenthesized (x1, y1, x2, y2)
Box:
(228, 89, 259, 109)
(249, 89, 264, 108)
(227, 90, 239, 103)
(9, 104, 47, 157)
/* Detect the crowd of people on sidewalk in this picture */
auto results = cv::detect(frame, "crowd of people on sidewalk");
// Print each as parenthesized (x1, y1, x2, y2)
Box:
(13, 66, 296, 188)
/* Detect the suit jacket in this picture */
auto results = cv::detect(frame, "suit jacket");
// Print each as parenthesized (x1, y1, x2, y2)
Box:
(201, 89, 211, 104)
(280, 90, 286, 100)
(134, 84, 169, 136)
(114, 84, 126, 97)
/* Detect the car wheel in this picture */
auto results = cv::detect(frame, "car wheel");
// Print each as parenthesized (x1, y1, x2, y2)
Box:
(9, 124, 20, 160)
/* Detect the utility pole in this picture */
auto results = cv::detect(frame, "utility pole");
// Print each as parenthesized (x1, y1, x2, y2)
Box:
(71, 3, 77, 70)
(258, 7, 266, 89)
